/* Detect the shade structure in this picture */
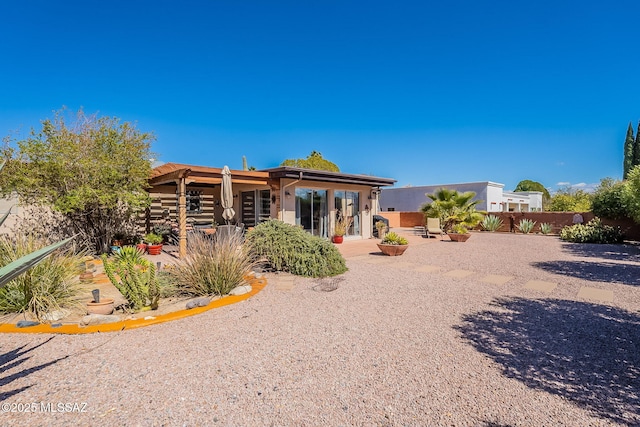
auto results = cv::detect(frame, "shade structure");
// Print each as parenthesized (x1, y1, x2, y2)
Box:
(221, 165, 235, 224)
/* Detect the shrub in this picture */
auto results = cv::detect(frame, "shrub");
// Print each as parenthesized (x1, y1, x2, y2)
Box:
(539, 223, 553, 235)
(171, 231, 255, 296)
(247, 220, 347, 277)
(517, 218, 536, 234)
(0, 234, 83, 321)
(591, 178, 629, 220)
(481, 215, 503, 232)
(102, 246, 159, 310)
(560, 218, 624, 244)
(381, 232, 408, 245)
(144, 233, 163, 245)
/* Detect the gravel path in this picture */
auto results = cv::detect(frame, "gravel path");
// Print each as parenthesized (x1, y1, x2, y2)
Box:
(1, 233, 639, 426)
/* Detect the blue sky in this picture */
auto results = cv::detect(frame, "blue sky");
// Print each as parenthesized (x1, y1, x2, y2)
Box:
(1, 1, 638, 192)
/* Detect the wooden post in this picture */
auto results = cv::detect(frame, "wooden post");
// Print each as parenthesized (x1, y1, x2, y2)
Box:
(178, 173, 188, 258)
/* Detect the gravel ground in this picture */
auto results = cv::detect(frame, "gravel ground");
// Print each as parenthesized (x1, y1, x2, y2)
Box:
(1, 233, 639, 426)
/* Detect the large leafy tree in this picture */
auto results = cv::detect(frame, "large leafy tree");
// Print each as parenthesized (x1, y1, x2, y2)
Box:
(420, 188, 484, 232)
(548, 187, 592, 212)
(0, 108, 154, 254)
(623, 122, 636, 179)
(634, 121, 640, 170)
(281, 151, 339, 172)
(513, 179, 551, 208)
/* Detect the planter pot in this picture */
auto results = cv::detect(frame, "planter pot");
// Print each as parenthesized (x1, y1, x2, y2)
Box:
(448, 233, 471, 242)
(86, 298, 115, 315)
(146, 244, 163, 255)
(136, 243, 148, 253)
(377, 243, 409, 256)
(332, 235, 344, 244)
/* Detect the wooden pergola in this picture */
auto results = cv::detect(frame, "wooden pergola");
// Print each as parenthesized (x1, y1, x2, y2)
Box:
(149, 163, 270, 257)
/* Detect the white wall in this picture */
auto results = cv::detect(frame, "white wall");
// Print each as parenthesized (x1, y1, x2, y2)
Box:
(380, 182, 505, 212)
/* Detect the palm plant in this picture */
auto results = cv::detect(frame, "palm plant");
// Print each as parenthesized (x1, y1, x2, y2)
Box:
(421, 188, 485, 233)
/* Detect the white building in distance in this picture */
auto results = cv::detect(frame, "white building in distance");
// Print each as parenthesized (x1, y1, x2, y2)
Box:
(379, 181, 543, 213)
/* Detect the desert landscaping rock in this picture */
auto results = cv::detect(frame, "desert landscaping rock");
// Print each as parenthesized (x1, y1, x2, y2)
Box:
(80, 314, 122, 326)
(185, 297, 211, 309)
(1, 232, 639, 426)
(229, 285, 252, 296)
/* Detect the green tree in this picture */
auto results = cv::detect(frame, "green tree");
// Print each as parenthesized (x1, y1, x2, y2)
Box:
(513, 179, 551, 208)
(0, 108, 154, 254)
(548, 187, 592, 212)
(634, 121, 640, 170)
(591, 178, 629, 220)
(624, 165, 640, 223)
(420, 188, 484, 232)
(281, 151, 339, 172)
(623, 122, 635, 179)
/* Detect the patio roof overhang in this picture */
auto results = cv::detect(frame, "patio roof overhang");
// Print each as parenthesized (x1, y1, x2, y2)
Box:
(263, 166, 396, 187)
(149, 163, 270, 186)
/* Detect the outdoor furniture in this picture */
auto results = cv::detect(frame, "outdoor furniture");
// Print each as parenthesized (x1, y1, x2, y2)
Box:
(426, 218, 444, 240)
(413, 225, 426, 235)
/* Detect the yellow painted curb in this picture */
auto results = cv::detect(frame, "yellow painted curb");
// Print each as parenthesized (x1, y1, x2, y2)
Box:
(0, 276, 267, 335)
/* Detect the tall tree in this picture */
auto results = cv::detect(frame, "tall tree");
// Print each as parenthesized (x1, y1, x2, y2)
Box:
(513, 179, 551, 208)
(623, 122, 635, 179)
(634, 121, 640, 170)
(0, 108, 155, 254)
(281, 151, 340, 172)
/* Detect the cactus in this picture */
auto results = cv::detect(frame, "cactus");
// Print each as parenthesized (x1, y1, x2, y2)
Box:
(102, 250, 159, 311)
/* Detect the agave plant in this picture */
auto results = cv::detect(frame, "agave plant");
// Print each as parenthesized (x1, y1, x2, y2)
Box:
(539, 222, 553, 235)
(481, 215, 503, 232)
(517, 218, 536, 234)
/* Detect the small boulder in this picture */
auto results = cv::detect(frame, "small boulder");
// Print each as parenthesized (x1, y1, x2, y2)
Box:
(80, 314, 121, 326)
(41, 309, 69, 322)
(16, 320, 40, 328)
(186, 297, 210, 309)
(229, 285, 252, 296)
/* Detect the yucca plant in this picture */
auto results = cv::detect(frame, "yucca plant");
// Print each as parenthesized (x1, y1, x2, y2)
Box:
(171, 231, 255, 296)
(517, 218, 536, 234)
(481, 215, 503, 232)
(0, 234, 82, 321)
(539, 222, 553, 235)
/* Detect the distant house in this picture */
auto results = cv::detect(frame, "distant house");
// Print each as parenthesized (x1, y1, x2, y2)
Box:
(379, 181, 543, 213)
(147, 163, 395, 257)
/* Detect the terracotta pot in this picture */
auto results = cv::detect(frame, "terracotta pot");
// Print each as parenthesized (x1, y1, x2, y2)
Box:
(136, 243, 148, 253)
(332, 235, 344, 244)
(146, 244, 163, 255)
(448, 233, 471, 242)
(377, 243, 408, 256)
(86, 298, 115, 315)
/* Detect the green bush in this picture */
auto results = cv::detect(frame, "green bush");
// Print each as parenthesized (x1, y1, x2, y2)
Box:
(560, 218, 624, 244)
(381, 232, 408, 245)
(591, 178, 629, 220)
(0, 234, 83, 321)
(517, 218, 536, 234)
(481, 215, 503, 232)
(102, 246, 159, 310)
(246, 220, 347, 277)
(171, 231, 255, 296)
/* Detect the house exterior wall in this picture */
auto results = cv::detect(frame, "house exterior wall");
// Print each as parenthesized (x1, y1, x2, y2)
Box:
(278, 178, 375, 239)
(380, 182, 505, 212)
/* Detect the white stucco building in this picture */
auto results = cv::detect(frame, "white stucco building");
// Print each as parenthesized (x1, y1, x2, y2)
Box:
(379, 181, 543, 213)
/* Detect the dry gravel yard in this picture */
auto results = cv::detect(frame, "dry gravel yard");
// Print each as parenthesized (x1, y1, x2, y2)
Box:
(1, 232, 639, 426)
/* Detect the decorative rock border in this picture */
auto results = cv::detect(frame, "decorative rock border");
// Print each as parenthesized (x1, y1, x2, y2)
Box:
(0, 274, 267, 335)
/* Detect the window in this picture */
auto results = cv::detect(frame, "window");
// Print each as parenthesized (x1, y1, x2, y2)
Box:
(186, 190, 202, 213)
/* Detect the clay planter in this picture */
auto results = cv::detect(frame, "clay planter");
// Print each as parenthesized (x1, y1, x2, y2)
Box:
(146, 244, 163, 255)
(332, 235, 344, 244)
(448, 233, 471, 242)
(86, 298, 115, 315)
(377, 243, 409, 256)
(136, 243, 148, 253)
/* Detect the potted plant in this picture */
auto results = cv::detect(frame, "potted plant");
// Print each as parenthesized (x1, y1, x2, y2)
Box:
(377, 231, 409, 256)
(134, 235, 147, 253)
(375, 220, 388, 240)
(144, 232, 164, 255)
(332, 216, 352, 244)
(447, 224, 472, 242)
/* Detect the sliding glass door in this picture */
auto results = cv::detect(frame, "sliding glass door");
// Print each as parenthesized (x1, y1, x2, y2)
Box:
(335, 191, 360, 236)
(295, 188, 328, 237)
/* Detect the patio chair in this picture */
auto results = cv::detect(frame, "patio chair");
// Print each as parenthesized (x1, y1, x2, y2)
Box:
(426, 218, 444, 240)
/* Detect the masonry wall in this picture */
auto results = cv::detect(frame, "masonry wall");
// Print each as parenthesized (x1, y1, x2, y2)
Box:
(380, 210, 640, 241)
